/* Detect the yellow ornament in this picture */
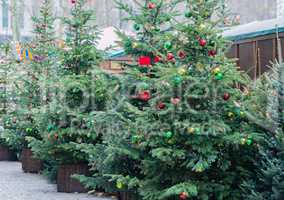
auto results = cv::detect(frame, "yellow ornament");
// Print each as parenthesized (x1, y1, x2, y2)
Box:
(196, 62, 204, 71)
(187, 127, 195, 134)
(178, 67, 187, 75)
(116, 181, 123, 189)
(212, 67, 221, 75)
(195, 167, 203, 173)
(228, 112, 234, 118)
(240, 111, 245, 117)
(241, 138, 247, 145)
(199, 23, 206, 30)
(132, 42, 138, 48)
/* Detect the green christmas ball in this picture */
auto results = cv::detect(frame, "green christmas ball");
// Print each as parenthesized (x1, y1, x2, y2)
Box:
(185, 11, 192, 18)
(26, 128, 33, 133)
(173, 76, 183, 85)
(164, 41, 172, 50)
(133, 24, 141, 31)
(247, 139, 253, 145)
(47, 124, 54, 132)
(215, 72, 223, 80)
(164, 131, 173, 139)
(131, 135, 141, 143)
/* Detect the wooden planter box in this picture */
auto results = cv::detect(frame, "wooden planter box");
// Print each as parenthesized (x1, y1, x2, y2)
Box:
(118, 192, 138, 200)
(0, 145, 16, 161)
(57, 163, 89, 193)
(21, 148, 42, 173)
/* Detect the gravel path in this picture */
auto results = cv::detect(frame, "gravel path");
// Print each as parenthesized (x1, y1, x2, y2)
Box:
(0, 162, 112, 200)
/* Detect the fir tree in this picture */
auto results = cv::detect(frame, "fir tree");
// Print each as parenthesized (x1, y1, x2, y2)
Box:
(85, 1, 263, 199)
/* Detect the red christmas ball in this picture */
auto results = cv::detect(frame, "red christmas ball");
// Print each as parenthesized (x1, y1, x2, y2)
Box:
(208, 50, 217, 57)
(179, 192, 188, 200)
(157, 102, 166, 109)
(199, 38, 207, 47)
(138, 91, 151, 101)
(167, 53, 174, 61)
(178, 51, 186, 59)
(223, 92, 230, 101)
(154, 56, 161, 63)
(148, 2, 156, 9)
(138, 56, 151, 66)
(71, 0, 76, 4)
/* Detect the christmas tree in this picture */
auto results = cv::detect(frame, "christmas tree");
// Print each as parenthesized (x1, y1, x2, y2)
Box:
(74, 0, 183, 194)
(84, 0, 263, 199)
(28, 0, 107, 171)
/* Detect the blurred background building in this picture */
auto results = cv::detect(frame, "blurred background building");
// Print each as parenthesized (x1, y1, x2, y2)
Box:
(0, 0, 282, 42)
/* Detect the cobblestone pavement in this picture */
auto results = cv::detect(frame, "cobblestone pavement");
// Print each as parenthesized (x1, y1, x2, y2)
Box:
(0, 162, 112, 200)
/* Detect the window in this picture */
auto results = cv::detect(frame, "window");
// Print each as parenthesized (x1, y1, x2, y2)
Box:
(2, 0, 8, 28)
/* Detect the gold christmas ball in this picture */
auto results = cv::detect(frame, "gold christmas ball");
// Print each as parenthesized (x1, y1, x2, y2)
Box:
(132, 42, 139, 48)
(212, 67, 221, 75)
(241, 138, 247, 145)
(188, 127, 195, 134)
(228, 112, 234, 118)
(178, 67, 187, 75)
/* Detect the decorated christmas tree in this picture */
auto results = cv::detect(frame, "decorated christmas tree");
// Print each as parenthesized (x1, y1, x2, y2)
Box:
(80, 0, 263, 199)
(74, 0, 183, 194)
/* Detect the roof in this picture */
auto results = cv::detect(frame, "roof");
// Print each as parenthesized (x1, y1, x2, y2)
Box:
(223, 18, 284, 41)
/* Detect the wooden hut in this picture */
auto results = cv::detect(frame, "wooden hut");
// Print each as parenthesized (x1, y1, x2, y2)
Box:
(224, 18, 284, 79)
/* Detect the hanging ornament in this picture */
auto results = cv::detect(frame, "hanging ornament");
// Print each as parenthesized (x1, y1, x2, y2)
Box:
(240, 138, 246, 145)
(223, 92, 230, 101)
(173, 76, 183, 85)
(131, 135, 142, 144)
(132, 42, 139, 48)
(199, 23, 206, 30)
(148, 2, 156, 9)
(157, 102, 166, 110)
(71, 0, 76, 4)
(228, 112, 234, 119)
(164, 41, 172, 50)
(26, 128, 33, 133)
(247, 138, 253, 145)
(185, 11, 192, 18)
(138, 91, 151, 101)
(179, 192, 188, 200)
(154, 56, 161, 63)
(187, 127, 195, 134)
(171, 97, 181, 105)
(178, 50, 186, 59)
(212, 67, 221, 75)
(138, 56, 151, 66)
(164, 131, 173, 139)
(208, 50, 217, 57)
(167, 53, 174, 61)
(178, 67, 187, 75)
(116, 181, 123, 189)
(133, 24, 141, 31)
(199, 38, 207, 47)
(215, 72, 223, 80)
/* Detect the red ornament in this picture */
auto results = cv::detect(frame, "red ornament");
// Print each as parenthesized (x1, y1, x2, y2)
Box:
(154, 56, 161, 63)
(167, 53, 174, 61)
(148, 2, 156, 9)
(138, 56, 151, 66)
(171, 97, 180, 105)
(223, 92, 230, 101)
(157, 102, 166, 110)
(138, 91, 151, 101)
(179, 192, 188, 200)
(199, 38, 207, 47)
(178, 51, 186, 59)
(208, 50, 217, 57)
(71, 0, 76, 4)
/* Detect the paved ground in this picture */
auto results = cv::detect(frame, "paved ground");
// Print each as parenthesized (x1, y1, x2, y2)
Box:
(0, 162, 112, 200)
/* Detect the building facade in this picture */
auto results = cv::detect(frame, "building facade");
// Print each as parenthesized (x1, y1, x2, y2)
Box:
(0, 0, 280, 42)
